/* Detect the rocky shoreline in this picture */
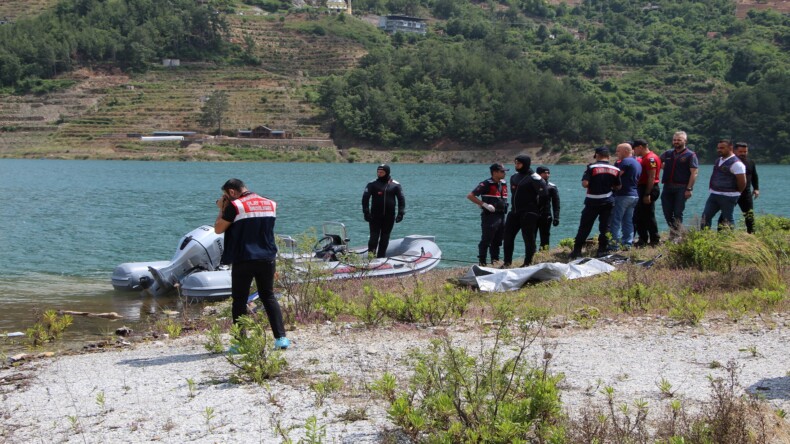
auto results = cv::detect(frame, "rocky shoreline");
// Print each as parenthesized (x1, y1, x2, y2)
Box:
(2, 315, 789, 443)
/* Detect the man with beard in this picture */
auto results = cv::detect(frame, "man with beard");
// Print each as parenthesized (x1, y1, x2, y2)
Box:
(660, 131, 699, 240)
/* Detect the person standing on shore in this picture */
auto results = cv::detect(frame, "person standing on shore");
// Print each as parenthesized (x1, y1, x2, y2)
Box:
(502, 154, 546, 268)
(701, 140, 747, 230)
(633, 138, 662, 247)
(610, 143, 641, 251)
(467, 163, 509, 266)
(362, 164, 406, 258)
(660, 131, 699, 240)
(214, 178, 289, 350)
(570, 147, 621, 260)
(735, 142, 759, 233)
(535, 166, 560, 250)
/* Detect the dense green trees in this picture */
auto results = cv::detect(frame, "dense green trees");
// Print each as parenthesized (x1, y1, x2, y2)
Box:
(0, 0, 228, 87)
(316, 0, 790, 159)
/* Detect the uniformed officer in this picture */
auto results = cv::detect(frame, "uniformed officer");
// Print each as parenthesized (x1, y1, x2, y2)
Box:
(467, 163, 509, 266)
(570, 147, 622, 259)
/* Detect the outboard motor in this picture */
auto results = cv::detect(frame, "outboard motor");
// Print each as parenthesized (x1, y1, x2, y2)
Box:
(144, 225, 224, 296)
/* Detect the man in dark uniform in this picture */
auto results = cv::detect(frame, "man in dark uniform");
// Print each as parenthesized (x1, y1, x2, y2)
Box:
(214, 178, 289, 350)
(660, 131, 699, 239)
(570, 147, 621, 259)
(536, 166, 560, 250)
(735, 142, 760, 233)
(467, 163, 509, 266)
(502, 154, 547, 268)
(633, 138, 662, 247)
(362, 164, 406, 258)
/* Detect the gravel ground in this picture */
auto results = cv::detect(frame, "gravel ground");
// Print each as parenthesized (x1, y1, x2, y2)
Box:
(2, 316, 790, 443)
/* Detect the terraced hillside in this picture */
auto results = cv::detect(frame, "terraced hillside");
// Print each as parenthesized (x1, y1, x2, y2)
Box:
(0, 0, 55, 20)
(228, 14, 368, 78)
(0, 12, 370, 158)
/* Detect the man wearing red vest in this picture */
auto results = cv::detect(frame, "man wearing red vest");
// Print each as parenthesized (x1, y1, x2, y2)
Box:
(215, 178, 289, 351)
(633, 138, 662, 247)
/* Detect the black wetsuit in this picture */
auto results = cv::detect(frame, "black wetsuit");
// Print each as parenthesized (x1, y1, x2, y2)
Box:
(537, 181, 560, 249)
(737, 156, 759, 234)
(503, 161, 547, 267)
(362, 176, 405, 258)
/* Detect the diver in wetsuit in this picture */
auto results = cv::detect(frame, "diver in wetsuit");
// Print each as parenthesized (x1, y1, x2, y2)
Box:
(362, 164, 406, 258)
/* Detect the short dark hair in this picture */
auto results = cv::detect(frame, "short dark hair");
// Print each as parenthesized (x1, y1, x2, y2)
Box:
(632, 138, 648, 148)
(718, 139, 732, 146)
(735, 142, 748, 148)
(222, 178, 246, 192)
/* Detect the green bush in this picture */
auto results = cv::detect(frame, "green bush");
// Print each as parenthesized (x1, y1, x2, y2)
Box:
(226, 316, 287, 384)
(26, 310, 73, 347)
(385, 309, 566, 442)
(666, 229, 736, 271)
(374, 282, 470, 326)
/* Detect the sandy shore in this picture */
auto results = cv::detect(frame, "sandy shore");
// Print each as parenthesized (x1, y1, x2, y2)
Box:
(2, 316, 790, 443)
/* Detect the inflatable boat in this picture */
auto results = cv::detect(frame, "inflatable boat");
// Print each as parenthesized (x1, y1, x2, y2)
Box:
(111, 222, 442, 300)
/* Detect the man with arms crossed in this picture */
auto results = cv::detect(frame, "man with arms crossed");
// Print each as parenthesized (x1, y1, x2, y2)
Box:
(701, 140, 747, 230)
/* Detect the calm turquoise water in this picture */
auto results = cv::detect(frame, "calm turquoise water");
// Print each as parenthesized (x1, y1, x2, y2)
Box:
(1, 159, 788, 339)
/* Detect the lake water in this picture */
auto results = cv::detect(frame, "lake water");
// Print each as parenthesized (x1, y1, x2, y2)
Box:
(1, 159, 788, 344)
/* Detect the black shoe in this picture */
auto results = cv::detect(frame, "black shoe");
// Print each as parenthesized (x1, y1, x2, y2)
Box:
(634, 239, 648, 248)
(568, 251, 581, 260)
(500, 262, 511, 269)
(648, 239, 661, 247)
(479, 261, 487, 267)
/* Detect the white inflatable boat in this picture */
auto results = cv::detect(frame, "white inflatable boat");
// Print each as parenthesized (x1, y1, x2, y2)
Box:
(111, 222, 442, 300)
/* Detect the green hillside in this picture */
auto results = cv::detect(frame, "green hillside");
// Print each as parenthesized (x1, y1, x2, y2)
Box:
(0, 0, 789, 161)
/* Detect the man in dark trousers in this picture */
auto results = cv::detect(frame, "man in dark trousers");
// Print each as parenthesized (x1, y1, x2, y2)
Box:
(536, 166, 560, 250)
(214, 178, 289, 351)
(467, 163, 509, 266)
(570, 147, 621, 259)
(735, 142, 759, 233)
(633, 138, 662, 247)
(362, 164, 406, 258)
(502, 154, 547, 268)
(660, 131, 699, 240)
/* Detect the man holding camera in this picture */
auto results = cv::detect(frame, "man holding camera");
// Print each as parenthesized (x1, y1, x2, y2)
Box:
(467, 163, 509, 266)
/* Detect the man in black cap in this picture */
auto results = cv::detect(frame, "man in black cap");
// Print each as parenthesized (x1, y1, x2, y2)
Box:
(467, 163, 509, 266)
(535, 166, 560, 250)
(362, 164, 406, 258)
(502, 154, 547, 268)
(570, 147, 621, 259)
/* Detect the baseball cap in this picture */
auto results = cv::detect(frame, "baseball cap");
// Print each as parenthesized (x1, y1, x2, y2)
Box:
(536, 166, 550, 174)
(490, 163, 508, 172)
(594, 146, 610, 157)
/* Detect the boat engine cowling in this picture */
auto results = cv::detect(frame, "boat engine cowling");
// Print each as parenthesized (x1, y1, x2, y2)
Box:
(144, 225, 224, 296)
